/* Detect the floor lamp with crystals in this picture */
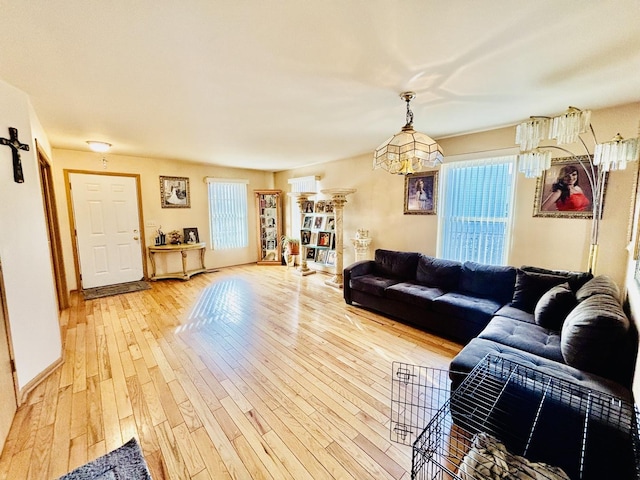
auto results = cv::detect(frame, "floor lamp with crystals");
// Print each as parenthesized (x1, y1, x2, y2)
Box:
(515, 107, 639, 273)
(321, 188, 356, 288)
(288, 192, 316, 276)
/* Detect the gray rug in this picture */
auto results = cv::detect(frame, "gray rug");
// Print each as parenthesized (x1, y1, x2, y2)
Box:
(83, 281, 151, 300)
(57, 437, 152, 479)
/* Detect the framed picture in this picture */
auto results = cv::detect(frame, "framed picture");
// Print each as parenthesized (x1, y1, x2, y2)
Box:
(324, 201, 334, 213)
(533, 156, 605, 219)
(326, 216, 336, 231)
(306, 247, 316, 260)
(303, 215, 314, 229)
(317, 231, 332, 247)
(302, 200, 315, 214)
(325, 250, 336, 266)
(301, 229, 311, 245)
(160, 176, 190, 208)
(183, 227, 199, 244)
(315, 200, 326, 213)
(316, 249, 328, 263)
(404, 171, 437, 215)
(314, 216, 325, 230)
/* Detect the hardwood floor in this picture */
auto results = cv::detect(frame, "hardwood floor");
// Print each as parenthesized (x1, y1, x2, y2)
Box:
(0, 265, 462, 479)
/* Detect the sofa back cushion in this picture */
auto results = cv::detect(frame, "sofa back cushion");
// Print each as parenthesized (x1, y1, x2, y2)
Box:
(561, 293, 630, 382)
(575, 275, 620, 302)
(511, 269, 570, 313)
(520, 265, 592, 292)
(416, 255, 462, 290)
(374, 249, 420, 280)
(534, 282, 577, 330)
(459, 261, 516, 304)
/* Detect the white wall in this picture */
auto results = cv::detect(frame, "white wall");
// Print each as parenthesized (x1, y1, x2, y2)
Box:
(0, 79, 62, 392)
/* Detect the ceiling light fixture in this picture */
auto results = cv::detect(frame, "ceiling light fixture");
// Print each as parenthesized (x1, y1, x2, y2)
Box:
(373, 92, 444, 175)
(515, 106, 640, 273)
(86, 141, 112, 153)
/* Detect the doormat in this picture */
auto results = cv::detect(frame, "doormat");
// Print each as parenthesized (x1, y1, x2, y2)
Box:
(83, 280, 151, 300)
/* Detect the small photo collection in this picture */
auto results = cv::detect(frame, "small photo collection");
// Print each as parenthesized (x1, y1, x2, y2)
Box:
(299, 199, 336, 265)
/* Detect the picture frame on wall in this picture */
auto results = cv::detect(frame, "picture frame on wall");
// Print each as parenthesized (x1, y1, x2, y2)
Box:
(404, 171, 437, 215)
(160, 176, 190, 208)
(183, 227, 199, 244)
(533, 155, 605, 219)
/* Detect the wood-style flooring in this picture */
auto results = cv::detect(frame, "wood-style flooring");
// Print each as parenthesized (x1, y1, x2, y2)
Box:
(0, 264, 462, 479)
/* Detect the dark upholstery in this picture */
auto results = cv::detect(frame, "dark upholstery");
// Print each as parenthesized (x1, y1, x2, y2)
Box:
(385, 282, 445, 308)
(349, 274, 400, 296)
(494, 305, 535, 324)
(459, 261, 516, 304)
(520, 265, 593, 292)
(561, 293, 630, 382)
(449, 338, 633, 401)
(374, 249, 420, 280)
(510, 269, 570, 313)
(416, 255, 461, 290)
(478, 316, 564, 363)
(534, 282, 576, 330)
(575, 274, 620, 302)
(432, 292, 501, 326)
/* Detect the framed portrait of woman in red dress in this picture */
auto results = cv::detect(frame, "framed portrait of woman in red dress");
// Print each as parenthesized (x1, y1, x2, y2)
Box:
(533, 155, 606, 219)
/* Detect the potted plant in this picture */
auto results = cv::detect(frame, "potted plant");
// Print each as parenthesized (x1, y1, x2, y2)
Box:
(281, 235, 300, 255)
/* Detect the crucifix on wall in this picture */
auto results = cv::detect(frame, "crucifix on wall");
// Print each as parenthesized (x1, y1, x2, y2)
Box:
(0, 127, 29, 183)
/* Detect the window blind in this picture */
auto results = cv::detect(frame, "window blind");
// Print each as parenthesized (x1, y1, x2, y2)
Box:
(438, 156, 516, 265)
(206, 178, 249, 250)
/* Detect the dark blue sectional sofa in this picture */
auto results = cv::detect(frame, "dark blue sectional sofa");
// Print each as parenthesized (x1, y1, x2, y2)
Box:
(343, 249, 638, 400)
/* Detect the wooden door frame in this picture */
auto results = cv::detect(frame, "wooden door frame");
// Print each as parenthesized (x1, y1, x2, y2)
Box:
(0, 262, 19, 410)
(37, 142, 69, 310)
(64, 170, 147, 290)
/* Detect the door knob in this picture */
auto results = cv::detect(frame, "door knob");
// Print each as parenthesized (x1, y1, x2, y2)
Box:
(133, 236, 139, 240)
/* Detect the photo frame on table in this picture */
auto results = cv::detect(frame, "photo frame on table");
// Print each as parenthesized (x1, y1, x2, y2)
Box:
(315, 249, 328, 264)
(183, 227, 199, 244)
(532, 155, 604, 219)
(317, 231, 332, 247)
(306, 247, 316, 260)
(404, 171, 437, 215)
(160, 176, 190, 208)
(303, 215, 314, 229)
(325, 250, 336, 266)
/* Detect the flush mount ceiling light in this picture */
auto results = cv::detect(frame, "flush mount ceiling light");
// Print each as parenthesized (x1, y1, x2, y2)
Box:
(86, 141, 112, 153)
(373, 91, 444, 175)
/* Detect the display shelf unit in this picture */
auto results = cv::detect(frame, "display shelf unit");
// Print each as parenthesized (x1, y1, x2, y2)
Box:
(300, 199, 336, 274)
(254, 190, 282, 265)
(391, 355, 640, 480)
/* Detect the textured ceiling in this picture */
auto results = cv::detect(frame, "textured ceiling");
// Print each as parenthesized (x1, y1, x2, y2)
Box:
(1, 1, 639, 171)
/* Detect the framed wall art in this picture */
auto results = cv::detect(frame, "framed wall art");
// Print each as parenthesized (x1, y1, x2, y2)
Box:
(404, 171, 437, 215)
(160, 176, 190, 208)
(183, 227, 199, 244)
(532, 156, 605, 219)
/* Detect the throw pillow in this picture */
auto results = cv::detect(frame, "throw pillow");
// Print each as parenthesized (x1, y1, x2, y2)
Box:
(459, 262, 517, 304)
(561, 294, 630, 379)
(534, 282, 577, 330)
(510, 269, 569, 313)
(415, 255, 462, 290)
(521, 265, 592, 291)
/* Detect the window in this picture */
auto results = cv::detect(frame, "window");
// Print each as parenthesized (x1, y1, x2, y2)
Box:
(437, 156, 516, 265)
(206, 178, 249, 249)
(287, 175, 319, 237)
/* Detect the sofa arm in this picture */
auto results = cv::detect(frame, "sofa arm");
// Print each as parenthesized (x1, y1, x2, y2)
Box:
(343, 260, 375, 304)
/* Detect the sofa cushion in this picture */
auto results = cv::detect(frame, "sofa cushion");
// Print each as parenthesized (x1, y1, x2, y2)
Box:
(534, 282, 577, 330)
(477, 316, 564, 363)
(520, 265, 592, 292)
(349, 275, 400, 296)
(510, 269, 569, 313)
(561, 294, 630, 380)
(374, 249, 420, 280)
(384, 282, 445, 309)
(494, 305, 535, 324)
(575, 275, 620, 302)
(449, 340, 633, 401)
(432, 292, 502, 326)
(415, 255, 462, 290)
(459, 261, 516, 304)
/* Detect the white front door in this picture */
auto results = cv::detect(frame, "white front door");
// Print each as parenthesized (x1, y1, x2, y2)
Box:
(69, 173, 144, 289)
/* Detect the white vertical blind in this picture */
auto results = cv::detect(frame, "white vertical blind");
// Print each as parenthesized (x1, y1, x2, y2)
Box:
(437, 156, 516, 265)
(206, 178, 249, 249)
(287, 176, 319, 238)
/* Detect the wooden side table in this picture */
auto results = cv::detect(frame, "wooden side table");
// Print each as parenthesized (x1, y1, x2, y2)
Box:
(148, 242, 207, 281)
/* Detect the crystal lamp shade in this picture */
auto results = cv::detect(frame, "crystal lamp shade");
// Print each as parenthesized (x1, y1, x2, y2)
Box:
(373, 126, 444, 175)
(594, 134, 640, 171)
(517, 149, 551, 178)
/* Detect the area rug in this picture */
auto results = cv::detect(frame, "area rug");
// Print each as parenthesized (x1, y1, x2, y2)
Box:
(83, 280, 151, 300)
(57, 437, 152, 479)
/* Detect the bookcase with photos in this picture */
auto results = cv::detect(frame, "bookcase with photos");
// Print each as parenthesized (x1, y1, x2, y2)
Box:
(300, 199, 336, 273)
(255, 190, 282, 265)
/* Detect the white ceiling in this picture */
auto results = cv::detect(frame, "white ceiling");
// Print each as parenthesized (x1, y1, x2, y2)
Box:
(1, 1, 639, 171)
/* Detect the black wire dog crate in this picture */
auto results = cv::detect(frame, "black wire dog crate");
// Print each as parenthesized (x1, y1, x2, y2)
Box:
(391, 354, 640, 479)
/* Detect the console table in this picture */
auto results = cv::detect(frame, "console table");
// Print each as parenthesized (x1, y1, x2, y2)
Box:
(148, 242, 207, 281)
